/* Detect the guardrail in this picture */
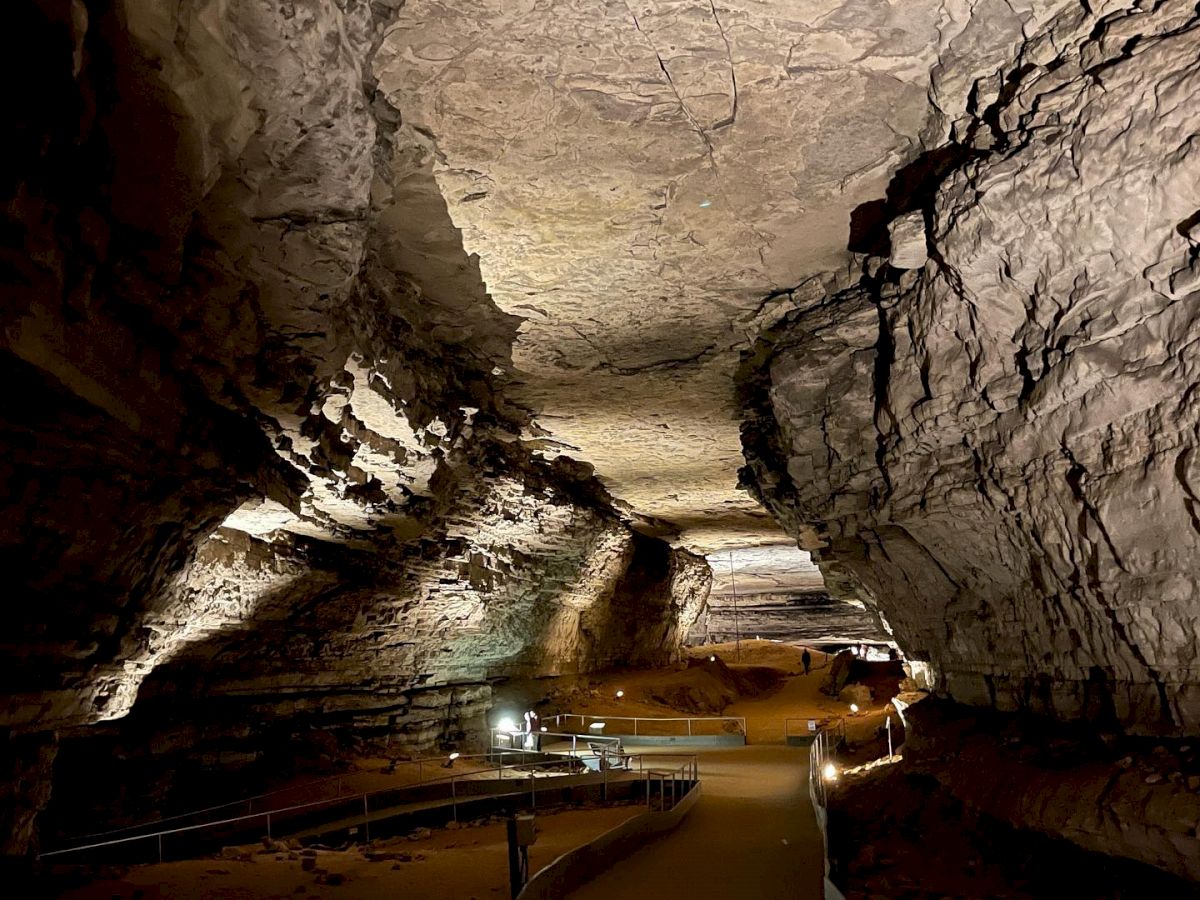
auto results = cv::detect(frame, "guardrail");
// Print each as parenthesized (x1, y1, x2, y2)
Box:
(785, 716, 845, 748)
(40, 751, 699, 865)
(490, 728, 623, 758)
(797, 718, 846, 899)
(546, 713, 747, 738)
(49, 747, 566, 850)
(517, 761, 702, 900)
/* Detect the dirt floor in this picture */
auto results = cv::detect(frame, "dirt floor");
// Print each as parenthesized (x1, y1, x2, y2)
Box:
(51, 804, 643, 900)
(44, 641, 901, 899)
(541, 639, 901, 751)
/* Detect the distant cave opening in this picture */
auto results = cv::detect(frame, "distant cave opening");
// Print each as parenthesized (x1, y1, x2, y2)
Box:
(688, 544, 890, 651)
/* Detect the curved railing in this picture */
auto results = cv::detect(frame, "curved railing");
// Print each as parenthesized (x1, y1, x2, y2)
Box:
(546, 712, 747, 738)
(48, 746, 562, 849)
(39, 751, 699, 865)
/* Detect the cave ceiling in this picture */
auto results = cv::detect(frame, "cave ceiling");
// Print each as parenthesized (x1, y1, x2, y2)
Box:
(372, 0, 963, 560)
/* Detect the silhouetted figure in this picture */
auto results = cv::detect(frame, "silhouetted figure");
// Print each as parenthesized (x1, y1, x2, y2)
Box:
(801, 649, 812, 675)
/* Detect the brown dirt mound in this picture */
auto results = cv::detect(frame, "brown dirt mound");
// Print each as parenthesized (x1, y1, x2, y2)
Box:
(645, 657, 782, 714)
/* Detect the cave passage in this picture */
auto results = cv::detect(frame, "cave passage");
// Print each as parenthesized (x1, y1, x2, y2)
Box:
(5, 0, 1200, 896)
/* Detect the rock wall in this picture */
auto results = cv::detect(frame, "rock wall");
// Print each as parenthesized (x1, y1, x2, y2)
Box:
(740, 0, 1200, 734)
(1, 0, 707, 855)
(42, 451, 708, 834)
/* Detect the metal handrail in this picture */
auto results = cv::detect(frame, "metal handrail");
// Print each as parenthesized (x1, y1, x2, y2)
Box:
(785, 715, 845, 740)
(56, 747, 556, 844)
(42, 754, 591, 859)
(39, 751, 699, 862)
(546, 712, 747, 737)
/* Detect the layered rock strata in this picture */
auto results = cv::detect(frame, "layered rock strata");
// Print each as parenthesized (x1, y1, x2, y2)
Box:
(741, 0, 1200, 733)
(2, 0, 706, 855)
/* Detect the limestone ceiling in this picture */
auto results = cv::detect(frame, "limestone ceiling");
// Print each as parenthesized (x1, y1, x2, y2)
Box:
(373, 0, 966, 557)
(706, 544, 825, 596)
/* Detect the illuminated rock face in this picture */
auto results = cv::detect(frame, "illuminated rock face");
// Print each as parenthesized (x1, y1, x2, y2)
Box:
(741, 0, 1200, 733)
(1, 0, 704, 853)
(6, 0, 1200, 864)
(369, 0, 1062, 555)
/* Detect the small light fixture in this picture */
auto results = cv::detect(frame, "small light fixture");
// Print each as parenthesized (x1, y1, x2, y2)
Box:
(709, 655, 717, 662)
(849, 703, 860, 714)
(699, 199, 712, 208)
(822, 762, 838, 782)
(540, 726, 548, 733)
(588, 722, 606, 731)
(442, 751, 460, 769)
(615, 690, 625, 699)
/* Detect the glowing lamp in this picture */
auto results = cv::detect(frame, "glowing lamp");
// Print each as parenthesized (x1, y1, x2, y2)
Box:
(588, 722, 606, 731)
(849, 703, 860, 714)
(615, 690, 625, 699)
(448, 751, 460, 760)
(709, 655, 716, 662)
(496, 716, 516, 733)
(822, 762, 838, 782)
(540, 726, 548, 733)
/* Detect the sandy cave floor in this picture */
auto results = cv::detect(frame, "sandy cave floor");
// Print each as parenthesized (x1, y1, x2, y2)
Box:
(52, 804, 643, 900)
(46, 640, 892, 899)
(540, 640, 900, 752)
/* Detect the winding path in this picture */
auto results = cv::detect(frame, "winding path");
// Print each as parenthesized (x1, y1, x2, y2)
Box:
(566, 744, 824, 899)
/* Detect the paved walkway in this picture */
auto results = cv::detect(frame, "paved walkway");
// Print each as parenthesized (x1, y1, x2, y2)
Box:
(566, 745, 824, 899)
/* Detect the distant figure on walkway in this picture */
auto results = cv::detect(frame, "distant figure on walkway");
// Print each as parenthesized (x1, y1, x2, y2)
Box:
(801, 649, 812, 676)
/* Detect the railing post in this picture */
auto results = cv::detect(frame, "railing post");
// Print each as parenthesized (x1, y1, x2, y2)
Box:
(646, 771, 650, 807)
(267, 812, 272, 841)
(687, 719, 692, 736)
(452, 777, 458, 823)
(634, 717, 638, 736)
(418, 759, 423, 783)
(363, 795, 371, 843)
(603, 762, 608, 801)
(157, 833, 163, 864)
(530, 773, 536, 810)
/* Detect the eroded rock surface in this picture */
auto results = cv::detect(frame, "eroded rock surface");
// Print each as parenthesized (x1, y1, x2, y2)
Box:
(1, 0, 705, 853)
(741, 0, 1200, 732)
(372, 0, 1019, 554)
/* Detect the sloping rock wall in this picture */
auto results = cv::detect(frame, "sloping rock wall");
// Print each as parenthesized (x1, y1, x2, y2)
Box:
(740, 0, 1200, 734)
(43, 454, 708, 833)
(1, 0, 707, 855)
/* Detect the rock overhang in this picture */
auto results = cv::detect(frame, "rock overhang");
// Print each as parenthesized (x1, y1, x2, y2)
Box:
(370, 0, 979, 558)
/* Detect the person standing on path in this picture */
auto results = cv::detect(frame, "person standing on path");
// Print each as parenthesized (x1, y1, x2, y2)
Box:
(801, 649, 812, 675)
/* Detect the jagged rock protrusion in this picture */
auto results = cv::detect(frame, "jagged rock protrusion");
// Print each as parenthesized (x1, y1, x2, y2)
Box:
(740, 0, 1200, 734)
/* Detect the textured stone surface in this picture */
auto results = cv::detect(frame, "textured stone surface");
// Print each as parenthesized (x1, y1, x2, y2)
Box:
(904, 700, 1200, 882)
(1, 0, 700, 853)
(372, 0, 994, 555)
(43, 456, 709, 831)
(741, 0, 1200, 733)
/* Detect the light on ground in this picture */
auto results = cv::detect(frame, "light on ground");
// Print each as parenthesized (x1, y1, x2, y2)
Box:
(589, 722, 606, 731)
(615, 690, 625, 698)
(540, 726, 548, 732)
(709, 655, 716, 662)
(849, 703, 860, 714)
(448, 751, 460, 760)
(822, 762, 838, 782)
